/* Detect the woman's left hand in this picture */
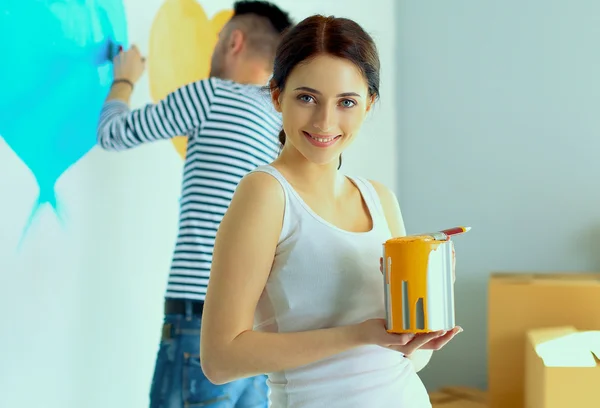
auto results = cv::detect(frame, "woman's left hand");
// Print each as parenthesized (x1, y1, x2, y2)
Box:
(403, 327, 461, 355)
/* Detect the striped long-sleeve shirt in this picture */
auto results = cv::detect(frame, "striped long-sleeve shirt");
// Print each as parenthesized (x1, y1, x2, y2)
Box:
(97, 78, 282, 301)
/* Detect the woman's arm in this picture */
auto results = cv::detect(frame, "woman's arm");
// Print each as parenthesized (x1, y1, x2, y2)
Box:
(201, 173, 446, 384)
(200, 173, 371, 384)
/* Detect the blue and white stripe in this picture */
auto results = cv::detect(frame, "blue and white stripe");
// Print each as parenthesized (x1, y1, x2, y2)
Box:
(97, 78, 282, 300)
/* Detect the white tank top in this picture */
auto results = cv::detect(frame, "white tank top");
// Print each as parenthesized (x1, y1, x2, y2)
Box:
(251, 165, 432, 408)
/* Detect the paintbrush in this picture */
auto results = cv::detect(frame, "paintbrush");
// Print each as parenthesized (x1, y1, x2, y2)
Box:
(106, 40, 123, 61)
(419, 226, 471, 241)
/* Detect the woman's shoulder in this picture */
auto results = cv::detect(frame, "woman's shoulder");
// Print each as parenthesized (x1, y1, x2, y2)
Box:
(364, 179, 406, 237)
(223, 169, 286, 231)
(365, 179, 398, 208)
(236, 168, 286, 203)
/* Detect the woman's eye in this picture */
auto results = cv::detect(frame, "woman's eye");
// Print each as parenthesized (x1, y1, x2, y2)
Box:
(340, 99, 356, 108)
(299, 94, 314, 103)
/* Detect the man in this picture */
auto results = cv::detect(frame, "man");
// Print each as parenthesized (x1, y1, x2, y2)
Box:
(96, 2, 293, 407)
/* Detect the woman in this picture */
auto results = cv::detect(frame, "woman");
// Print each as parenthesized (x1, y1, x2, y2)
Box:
(200, 14, 461, 407)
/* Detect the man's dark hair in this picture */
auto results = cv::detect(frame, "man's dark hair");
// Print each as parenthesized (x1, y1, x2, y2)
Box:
(233, 1, 294, 34)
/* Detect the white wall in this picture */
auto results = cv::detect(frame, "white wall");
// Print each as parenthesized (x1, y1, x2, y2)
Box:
(0, 1, 396, 407)
(395, 0, 600, 391)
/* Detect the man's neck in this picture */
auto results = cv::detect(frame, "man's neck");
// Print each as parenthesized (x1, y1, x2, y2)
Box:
(211, 73, 265, 86)
(231, 62, 270, 86)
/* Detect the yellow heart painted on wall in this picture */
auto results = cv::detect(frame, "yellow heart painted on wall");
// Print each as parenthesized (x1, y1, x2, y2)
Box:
(148, 0, 233, 159)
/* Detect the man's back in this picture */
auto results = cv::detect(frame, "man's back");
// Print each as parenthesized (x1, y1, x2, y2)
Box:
(97, 77, 282, 300)
(98, 3, 293, 405)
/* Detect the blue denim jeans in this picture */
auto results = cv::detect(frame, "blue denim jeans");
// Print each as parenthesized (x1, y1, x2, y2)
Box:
(149, 309, 269, 407)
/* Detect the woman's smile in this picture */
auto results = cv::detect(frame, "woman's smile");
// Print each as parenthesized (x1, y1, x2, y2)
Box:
(303, 131, 342, 148)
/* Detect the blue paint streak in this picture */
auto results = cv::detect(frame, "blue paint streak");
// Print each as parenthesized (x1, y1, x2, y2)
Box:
(0, 0, 128, 245)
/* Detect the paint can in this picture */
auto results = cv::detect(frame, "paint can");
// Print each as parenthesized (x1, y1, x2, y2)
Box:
(383, 234, 455, 334)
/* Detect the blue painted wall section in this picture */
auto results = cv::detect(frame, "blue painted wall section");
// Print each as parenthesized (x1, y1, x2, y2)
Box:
(0, 0, 128, 242)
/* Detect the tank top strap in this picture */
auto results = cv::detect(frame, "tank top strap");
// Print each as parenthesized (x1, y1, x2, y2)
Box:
(250, 164, 289, 189)
(249, 165, 295, 242)
(348, 176, 388, 228)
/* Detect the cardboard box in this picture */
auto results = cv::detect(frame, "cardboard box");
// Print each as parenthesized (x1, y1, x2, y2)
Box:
(383, 236, 455, 333)
(488, 273, 600, 408)
(430, 386, 488, 407)
(525, 326, 600, 408)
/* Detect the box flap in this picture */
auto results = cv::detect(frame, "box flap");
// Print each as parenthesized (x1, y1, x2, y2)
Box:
(579, 330, 600, 364)
(528, 326, 600, 367)
(527, 326, 577, 346)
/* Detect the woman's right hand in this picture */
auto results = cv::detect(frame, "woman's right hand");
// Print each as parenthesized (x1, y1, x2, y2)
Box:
(355, 318, 459, 356)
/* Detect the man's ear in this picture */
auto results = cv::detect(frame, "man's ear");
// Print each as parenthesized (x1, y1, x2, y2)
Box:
(270, 81, 282, 112)
(228, 29, 245, 54)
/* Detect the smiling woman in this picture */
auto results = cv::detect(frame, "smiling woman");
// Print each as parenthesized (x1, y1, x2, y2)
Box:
(200, 14, 460, 408)
(271, 55, 374, 169)
(269, 16, 380, 171)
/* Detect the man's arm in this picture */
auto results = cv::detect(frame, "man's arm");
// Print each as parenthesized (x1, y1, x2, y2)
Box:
(97, 45, 216, 151)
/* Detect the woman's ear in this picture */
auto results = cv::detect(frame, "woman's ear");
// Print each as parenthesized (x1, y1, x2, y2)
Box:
(366, 94, 376, 112)
(270, 81, 282, 112)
